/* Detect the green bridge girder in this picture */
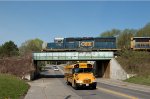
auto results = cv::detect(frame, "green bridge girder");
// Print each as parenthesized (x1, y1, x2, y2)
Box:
(33, 51, 114, 61)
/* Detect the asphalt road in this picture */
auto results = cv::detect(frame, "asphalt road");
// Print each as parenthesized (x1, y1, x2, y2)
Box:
(25, 65, 150, 99)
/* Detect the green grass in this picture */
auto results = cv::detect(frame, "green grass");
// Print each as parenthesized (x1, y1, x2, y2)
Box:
(0, 74, 29, 99)
(125, 76, 150, 86)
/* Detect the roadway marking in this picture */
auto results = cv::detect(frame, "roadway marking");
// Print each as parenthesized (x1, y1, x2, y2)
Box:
(97, 87, 138, 99)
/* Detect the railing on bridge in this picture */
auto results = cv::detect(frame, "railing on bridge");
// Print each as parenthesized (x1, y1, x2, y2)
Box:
(33, 51, 114, 61)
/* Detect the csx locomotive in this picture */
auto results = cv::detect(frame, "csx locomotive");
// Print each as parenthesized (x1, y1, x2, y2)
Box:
(43, 37, 117, 51)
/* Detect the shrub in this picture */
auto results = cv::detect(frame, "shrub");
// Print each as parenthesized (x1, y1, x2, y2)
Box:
(117, 50, 150, 76)
(0, 55, 34, 77)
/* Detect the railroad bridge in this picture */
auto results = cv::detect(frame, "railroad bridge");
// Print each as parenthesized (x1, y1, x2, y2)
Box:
(33, 51, 116, 79)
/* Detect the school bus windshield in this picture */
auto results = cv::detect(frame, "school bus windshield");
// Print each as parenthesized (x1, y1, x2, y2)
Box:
(73, 68, 93, 73)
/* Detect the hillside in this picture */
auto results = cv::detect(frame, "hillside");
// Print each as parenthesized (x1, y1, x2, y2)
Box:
(116, 50, 150, 85)
(116, 50, 150, 76)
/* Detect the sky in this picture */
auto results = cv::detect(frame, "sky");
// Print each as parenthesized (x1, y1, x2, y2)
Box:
(0, 1, 150, 46)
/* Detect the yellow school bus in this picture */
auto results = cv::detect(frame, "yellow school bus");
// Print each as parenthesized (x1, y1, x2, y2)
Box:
(64, 62, 97, 89)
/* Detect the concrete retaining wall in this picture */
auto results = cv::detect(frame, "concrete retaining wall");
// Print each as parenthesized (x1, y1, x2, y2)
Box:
(110, 58, 127, 80)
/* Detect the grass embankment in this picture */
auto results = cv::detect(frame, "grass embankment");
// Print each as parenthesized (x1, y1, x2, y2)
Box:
(125, 76, 150, 86)
(116, 50, 150, 86)
(0, 74, 29, 99)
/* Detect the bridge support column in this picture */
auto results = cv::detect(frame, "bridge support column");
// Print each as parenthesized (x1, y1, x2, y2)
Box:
(31, 60, 40, 80)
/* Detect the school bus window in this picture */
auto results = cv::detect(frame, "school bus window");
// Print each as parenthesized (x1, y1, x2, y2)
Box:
(73, 68, 93, 73)
(73, 68, 82, 73)
(84, 68, 93, 73)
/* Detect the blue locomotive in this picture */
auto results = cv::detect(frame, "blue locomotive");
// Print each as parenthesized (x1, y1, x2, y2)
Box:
(43, 37, 117, 51)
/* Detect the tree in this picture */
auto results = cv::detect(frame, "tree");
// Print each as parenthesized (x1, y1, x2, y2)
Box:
(99, 28, 137, 49)
(0, 41, 19, 57)
(19, 38, 43, 55)
(98, 22, 150, 49)
(136, 23, 150, 37)
(117, 29, 137, 49)
(100, 29, 121, 37)
(0, 45, 2, 56)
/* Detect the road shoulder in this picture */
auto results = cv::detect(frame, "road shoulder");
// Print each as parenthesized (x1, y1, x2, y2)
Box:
(97, 78, 150, 93)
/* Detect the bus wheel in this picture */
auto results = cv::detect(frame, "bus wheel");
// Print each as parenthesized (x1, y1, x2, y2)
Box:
(92, 85, 96, 90)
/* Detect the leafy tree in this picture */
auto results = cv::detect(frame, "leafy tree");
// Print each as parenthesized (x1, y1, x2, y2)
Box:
(100, 28, 137, 49)
(0, 45, 2, 56)
(19, 38, 43, 55)
(136, 23, 150, 37)
(100, 29, 121, 37)
(117, 29, 137, 49)
(0, 41, 19, 57)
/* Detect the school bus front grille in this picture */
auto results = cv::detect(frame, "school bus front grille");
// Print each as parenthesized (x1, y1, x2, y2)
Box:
(83, 79, 91, 83)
